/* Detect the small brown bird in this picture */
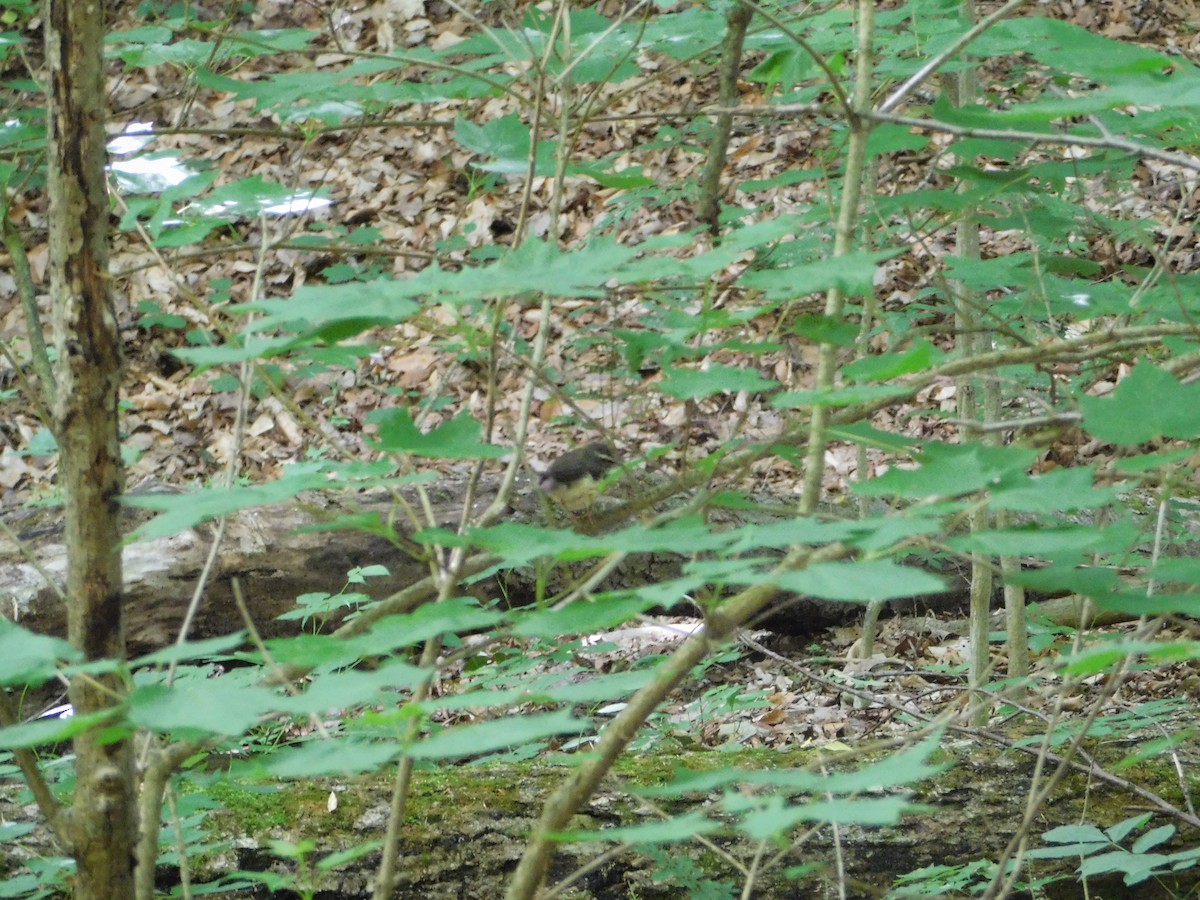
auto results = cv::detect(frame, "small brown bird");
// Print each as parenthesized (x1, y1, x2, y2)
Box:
(538, 441, 619, 511)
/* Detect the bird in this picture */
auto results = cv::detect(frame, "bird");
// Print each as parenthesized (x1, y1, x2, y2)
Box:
(537, 441, 619, 512)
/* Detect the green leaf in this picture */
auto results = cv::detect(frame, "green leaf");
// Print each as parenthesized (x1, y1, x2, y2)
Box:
(1090, 591, 1200, 617)
(519, 669, 657, 704)
(1079, 849, 1166, 883)
(460, 518, 736, 566)
(747, 48, 812, 93)
(1106, 813, 1154, 843)
(644, 731, 945, 797)
(131, 633, 248, 667)
(360, 598, 503, 652)
(982, 17, 1177, 79)
(855, 442, 1038, 498)
(454, 113, 556, 175)
(1060, 639, 1200, 676)
(735, 794, 914, 838)
(512, 596, 663, 638)
(128, 678, 279, 737)
(572, 161, 655, 189)
(556, 811, 720, 845)
(1039, 822, 1107, 844)
(317, 840, 385, 872)
(253, 739, 399, 777)
(828, 421, 920, 454)
(406, 709, 585, 759)
(741, 250, 899, 299)
(188, 175, 329, 220)
(722, 517, 861, 552)
(790, 314, 860, 346)
(658, 363, 779, 400)
(950, 519, 1139, 558)
(275, 660, 428, 715)
(775, 560, 945, 602)
(842, 341, 945, 382)
(0, 620, 79, 686)
(989, 466, 1115, 513)
(1130, 824, 1174, 853)
(773, 383, 914, 408)
(0, 709, 115, 749)
(365, 408, 506, 459)
(125, 462, 352, 540)
(1080, 364, 1200, 444)
(240, 280, 424, 339)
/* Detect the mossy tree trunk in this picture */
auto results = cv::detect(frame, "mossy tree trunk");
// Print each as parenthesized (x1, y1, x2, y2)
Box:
(47, 0, 138, 896)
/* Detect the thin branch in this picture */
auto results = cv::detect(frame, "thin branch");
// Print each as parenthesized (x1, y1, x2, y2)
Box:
(876, 0, 1028, 114)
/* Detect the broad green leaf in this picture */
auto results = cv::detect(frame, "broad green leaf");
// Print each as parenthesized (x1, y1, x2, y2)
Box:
(442, 669, 657, 707)
(128, 679, 279, 737)
(1107, 815, 1153, 844)
(1060, 639, 1200, 675)
(261, 632, 375, 669)
(734, 794, 913, 838)
(1149, 557, 1200, 585)
(1079, 849, 1166, 882)
(1113, 449, 1195, 473)
(950, 519, 1139, 558)
(740, 250, 898, 299)
(0, 620, 79, 685)
(317, 840, 385, 872)
(644, 732, 944, 797)
(405, 709, 585, 759)
(982, 17, 1178, 79)
(723, 518, 861, 552)
(0, 709, 115, 749)
(855, 442, 1038, 499)
(439, 522, 621, 566)
(989, 466, 1115, 513)
(748, 48, 812, 93)
(253, 738, 399, 777)
(366, 408, 506, 459)
(1008, 563, 1123, 597)
(275, 660, 427, 715)
(1026, 842, 1108, 860)
(453, 237, 640, 299)
(1130, 824, 1174, 853)
(454, 113, 555, 175)
(842, 341, 945, 382)
(125, 462, 356, 539)
(1029, 821, 1108, 857)
(1089, 591, 1200, 617)
(774, 383, 914, 408)
(572, 161, 655, 189)
(185, 175, 329, 220)
(459, 518, 736, 566)
(776, 560, 945, 602)
(828, 421, 920, 453)
(512, 596, 663, 638)
(132, 633, 248, 667)
(556, 811, 720, 845)
(659, 364, 779, 400)
(239, 280, 424, 337)
(791, 314, 860, 346)
(361, 598, 503, 651)
(684, 556, 774, 586)
(1080, 363, 1200, 444)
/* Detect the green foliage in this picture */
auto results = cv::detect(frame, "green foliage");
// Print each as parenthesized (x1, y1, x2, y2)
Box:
(5, 0, 1200, 896)
(1028, 814, 1200, 887)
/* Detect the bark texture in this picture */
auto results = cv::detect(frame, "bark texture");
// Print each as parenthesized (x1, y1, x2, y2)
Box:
(46, 0, 138, 895)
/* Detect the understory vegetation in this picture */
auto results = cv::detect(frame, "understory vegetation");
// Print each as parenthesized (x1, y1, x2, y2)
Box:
(1, 0, 1199, 897)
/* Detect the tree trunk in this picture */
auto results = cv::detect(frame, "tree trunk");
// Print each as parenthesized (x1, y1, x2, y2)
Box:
(46, 0, 138, 895)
